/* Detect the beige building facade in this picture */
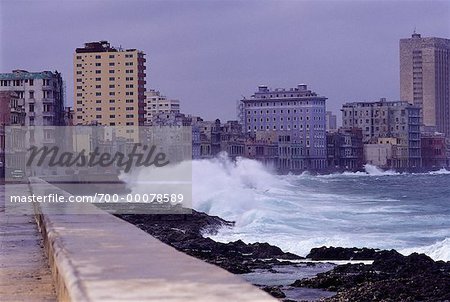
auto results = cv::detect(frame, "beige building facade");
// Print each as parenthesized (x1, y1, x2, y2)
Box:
(400, 33, 450, 137)
(73, 41, 146, 126)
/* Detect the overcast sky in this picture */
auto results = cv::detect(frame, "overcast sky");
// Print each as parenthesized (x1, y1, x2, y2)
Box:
(1, 0, 449, 121)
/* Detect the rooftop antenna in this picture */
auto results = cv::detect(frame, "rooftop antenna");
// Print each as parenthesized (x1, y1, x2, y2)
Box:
(413, 26, 416, 34)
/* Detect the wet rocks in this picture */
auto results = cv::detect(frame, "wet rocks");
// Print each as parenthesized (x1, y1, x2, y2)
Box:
(116, 210, 303, 275)
(262, 286, 286, 298)
(293, 247, 450, 302)
(307, 246, 379, 260)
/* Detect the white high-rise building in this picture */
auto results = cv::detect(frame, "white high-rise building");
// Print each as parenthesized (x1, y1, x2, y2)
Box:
(144, 89, 180, 124)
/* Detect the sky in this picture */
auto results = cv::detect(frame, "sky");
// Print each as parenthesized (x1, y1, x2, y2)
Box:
(1, 0, 449, 122)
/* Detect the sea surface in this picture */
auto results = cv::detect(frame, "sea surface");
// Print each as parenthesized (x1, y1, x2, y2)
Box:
(188, 155, 450, 261)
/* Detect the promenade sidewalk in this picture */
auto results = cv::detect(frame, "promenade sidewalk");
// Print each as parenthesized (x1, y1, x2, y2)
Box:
(0, 184, 56, 301)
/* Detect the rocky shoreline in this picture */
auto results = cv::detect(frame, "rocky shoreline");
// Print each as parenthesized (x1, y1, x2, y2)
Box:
(116, 210, 450, 302)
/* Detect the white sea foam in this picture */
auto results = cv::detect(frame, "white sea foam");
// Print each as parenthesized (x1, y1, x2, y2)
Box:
(428, 168, 450, 175)
(127, 155, 450, 261)
(400, 238, 450, 261)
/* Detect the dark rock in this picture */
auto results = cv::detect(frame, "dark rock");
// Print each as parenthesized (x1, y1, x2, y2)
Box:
(293, 250, 450, 302)
(306, 246, 380, 260)
(262, 286, 286, 298)
(116, 209, 303, 275)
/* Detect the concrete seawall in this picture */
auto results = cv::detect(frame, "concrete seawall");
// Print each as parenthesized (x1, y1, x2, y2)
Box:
(28, 178, 276, 302)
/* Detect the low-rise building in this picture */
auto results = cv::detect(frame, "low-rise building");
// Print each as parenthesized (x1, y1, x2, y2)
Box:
(0, 91, 26, 179)
(364, 142, 393, 168)
(244, 132, 278, 168)
(421, 132, 448, 169)
(327, 128, 364, 171)
(64, 107, 74, 126)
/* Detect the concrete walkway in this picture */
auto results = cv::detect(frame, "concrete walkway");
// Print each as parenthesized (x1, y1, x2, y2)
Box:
(30, 178, 276, 302)
(0, 184, 56, 302)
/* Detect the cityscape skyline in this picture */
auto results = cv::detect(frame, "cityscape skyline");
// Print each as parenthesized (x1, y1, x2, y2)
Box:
(1, 0, 449, 121)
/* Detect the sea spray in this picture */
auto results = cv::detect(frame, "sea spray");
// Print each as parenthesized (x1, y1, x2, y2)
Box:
(125, 155, 450, 261)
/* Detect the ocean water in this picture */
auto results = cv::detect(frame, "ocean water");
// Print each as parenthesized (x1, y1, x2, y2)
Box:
(188, 154, 450, 261)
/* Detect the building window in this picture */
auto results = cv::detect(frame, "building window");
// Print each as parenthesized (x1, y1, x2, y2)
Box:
(95, 55, 101, 59)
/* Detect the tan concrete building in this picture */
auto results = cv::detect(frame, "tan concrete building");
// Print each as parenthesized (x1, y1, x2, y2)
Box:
(400, 33, 450, 137)
(74, 41, 146, 126)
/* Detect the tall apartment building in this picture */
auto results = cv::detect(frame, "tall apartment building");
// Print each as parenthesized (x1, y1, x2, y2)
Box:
(326, 111, 337, 131)
(0, 70, 65, 126)
(342, 99, 421, 168)
(144, 89, 180, 124)
(240, 84, 327, 171)
(400, 33, 450, 137)
(74, 41, 146, 126)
